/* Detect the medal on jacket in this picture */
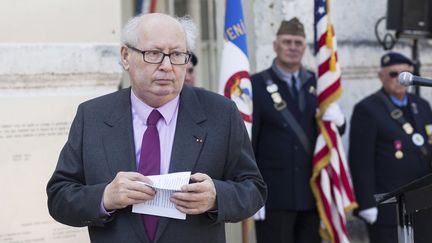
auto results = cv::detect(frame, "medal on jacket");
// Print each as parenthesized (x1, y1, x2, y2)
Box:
(394, 140, 403, 159)
(402, 122, 414, 135)
(425, 124, 432, 144)
(308, 86, 316, 95)
(412, 133, 425, 146)
(266, 82, 287, 111)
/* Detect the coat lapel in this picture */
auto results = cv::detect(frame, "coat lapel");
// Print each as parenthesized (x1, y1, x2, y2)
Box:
(102, 88, 136, 175)
(102, 88, 148, 242)
(298, 67, 316, 113)
(154, 85, 207, 242)
(169, 86, 207, 173)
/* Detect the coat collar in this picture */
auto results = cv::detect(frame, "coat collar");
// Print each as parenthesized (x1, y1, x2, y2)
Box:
(271, 59, 314, 86)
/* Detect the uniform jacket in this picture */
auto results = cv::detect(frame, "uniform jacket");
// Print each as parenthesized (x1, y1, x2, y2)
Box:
(349, 89, 432, 225)
(251, 66, 319, 210)
(47, 86, 267, 243)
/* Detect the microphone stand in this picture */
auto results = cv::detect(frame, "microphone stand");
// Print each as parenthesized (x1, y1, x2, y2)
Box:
(412, 38, 421, 96)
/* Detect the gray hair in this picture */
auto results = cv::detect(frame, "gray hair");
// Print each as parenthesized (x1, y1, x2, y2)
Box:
(121, 14, 197, 52)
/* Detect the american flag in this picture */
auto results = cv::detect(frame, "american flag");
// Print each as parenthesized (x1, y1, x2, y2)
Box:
(310, 0, 357, 243)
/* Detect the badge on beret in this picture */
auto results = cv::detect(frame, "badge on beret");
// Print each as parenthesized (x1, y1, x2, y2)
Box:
(412, 133, 425, 146)
(382, 55, 390, 66)
(380, 52, 413, 68)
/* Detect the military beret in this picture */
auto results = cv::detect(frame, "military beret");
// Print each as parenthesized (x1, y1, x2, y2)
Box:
(190, 52, 198, 66)
(381, 52, 413, 67)
(276, 17, 305, 37)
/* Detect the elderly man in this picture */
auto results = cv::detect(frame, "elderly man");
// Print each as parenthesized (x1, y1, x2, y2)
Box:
(251, 17, 345, 243)
(47, 13, 266, 243)
(349, 52, 432, 243)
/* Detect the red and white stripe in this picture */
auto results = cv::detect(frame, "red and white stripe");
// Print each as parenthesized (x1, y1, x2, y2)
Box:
(312, 122, 356, 243)
(311, 3, 357, 243)
(141, 0, 157, 14)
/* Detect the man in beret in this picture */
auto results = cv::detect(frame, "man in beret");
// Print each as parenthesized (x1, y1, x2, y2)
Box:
(184, 52, 198, 86)
(250, 17, 346, 243)
(349, 51, 432, 243)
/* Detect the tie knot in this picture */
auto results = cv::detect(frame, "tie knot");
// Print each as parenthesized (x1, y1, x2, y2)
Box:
(147, 109, 161, 126)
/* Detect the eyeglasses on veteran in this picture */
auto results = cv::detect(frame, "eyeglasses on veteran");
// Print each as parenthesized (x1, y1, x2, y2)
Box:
(127, 45, 191, 65)
(388, 71, 411, 79)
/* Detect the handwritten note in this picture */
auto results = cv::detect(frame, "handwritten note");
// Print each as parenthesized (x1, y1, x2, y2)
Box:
(132, 171, 191, 220)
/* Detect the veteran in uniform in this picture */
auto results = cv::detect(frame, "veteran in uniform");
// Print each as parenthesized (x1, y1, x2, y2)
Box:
(251, 18, 345, 243)
(349, 52, 432, 243)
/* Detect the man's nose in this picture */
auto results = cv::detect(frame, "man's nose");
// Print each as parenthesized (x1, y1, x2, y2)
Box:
(159, 55, 173, 70)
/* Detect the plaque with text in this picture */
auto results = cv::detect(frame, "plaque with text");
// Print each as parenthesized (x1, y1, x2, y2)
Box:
(0, 93, 110, 243)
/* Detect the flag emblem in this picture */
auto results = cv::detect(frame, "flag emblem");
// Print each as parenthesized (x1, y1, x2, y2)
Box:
(219, 0, 252, 136)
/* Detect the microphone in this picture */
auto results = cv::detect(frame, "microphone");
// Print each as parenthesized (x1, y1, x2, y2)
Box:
(399, 72, 432, 87)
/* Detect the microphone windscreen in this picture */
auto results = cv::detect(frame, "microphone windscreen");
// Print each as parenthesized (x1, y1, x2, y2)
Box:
(399, 72, 413, 86)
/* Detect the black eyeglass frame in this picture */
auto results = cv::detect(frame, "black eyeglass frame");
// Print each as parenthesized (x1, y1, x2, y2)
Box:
(388, 71, 411, 79)
(126, 45, 191, 65)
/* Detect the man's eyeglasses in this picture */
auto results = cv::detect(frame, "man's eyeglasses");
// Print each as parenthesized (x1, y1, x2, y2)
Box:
(127, 45, 191, 65)
(388, 71, 410, 79)
(388, 71, 399, 78)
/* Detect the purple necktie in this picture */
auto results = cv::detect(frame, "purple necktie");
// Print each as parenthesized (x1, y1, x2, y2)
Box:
(138, 109, 161, 242)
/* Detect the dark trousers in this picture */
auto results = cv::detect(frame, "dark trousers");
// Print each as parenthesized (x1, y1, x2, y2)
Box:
(255, 209, 321, 243)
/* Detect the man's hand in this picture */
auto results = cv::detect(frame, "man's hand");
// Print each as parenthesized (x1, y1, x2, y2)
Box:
(322, 102, 345, 126)
(170, 173, 217, 214)
(103, 172, 156, 210)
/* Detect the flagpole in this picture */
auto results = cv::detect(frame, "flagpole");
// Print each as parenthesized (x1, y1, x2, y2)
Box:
(241, 220, 249, 243)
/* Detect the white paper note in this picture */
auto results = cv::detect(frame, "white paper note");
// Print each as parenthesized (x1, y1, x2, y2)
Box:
(132, 171, 191, 220)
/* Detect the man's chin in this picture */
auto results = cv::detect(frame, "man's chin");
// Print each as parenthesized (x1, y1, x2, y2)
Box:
(280, 56, 300, 64)
(152, 87, 181, 97)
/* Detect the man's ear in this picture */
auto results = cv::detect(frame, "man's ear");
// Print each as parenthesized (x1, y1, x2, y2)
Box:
(120, 45, 130, 70)
(378, 69, 385, 84)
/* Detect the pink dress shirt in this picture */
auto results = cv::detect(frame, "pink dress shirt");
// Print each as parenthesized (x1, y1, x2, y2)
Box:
(130, 90, 179, 174)
(100, 90, 179, 215)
